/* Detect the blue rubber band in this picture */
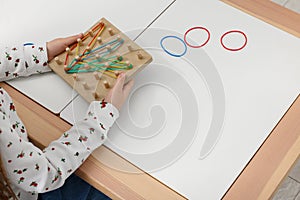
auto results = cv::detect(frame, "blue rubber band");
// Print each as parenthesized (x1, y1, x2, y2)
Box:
(23, 43, 34, 46)
(160, 35, 187, 57)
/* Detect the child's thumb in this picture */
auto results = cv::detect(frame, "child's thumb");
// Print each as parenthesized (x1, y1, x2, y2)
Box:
(64, 33, 83, 46)
(114, 73, 126, 91)
(123, 79, 134, 97)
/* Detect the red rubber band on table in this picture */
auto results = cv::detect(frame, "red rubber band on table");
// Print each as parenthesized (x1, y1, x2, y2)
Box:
(184, 27, 210, 48)
(220, 30, 247, 51)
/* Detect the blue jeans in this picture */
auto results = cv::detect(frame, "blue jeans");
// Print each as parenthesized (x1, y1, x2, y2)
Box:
(38, 174, 111, 200)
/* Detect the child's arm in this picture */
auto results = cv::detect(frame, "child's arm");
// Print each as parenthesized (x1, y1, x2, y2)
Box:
(0, 73, 133, 195)
(0, 34, 81, 82)
(0, 44, 49, 81)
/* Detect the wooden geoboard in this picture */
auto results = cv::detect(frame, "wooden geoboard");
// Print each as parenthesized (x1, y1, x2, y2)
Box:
(49, 18, 152, 103)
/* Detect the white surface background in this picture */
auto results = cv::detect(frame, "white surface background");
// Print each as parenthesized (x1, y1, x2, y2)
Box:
(143, 0, 300, 199)
(1, 0, 300, 199)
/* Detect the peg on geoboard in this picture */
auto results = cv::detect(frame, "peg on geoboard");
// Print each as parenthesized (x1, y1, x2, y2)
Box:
(125, 61, 131, 66)
(114, 71, 120, 77)
(66, 47, 72, 55)
(82, 82, 89, 89)
(86, 46, 91, 52)
(64, 65, 68, 72)
(75, 56, 80, 61)
(137, 51, 143, 59)
(88, 29, 94, 37)
(54, 57, 62, 65)
(116, 53, 122, 61)
(103, 80, 110, 89)
(95, 54, 101, 60)
(92, 91, 100, 99)
(97, 37, 102, 43)
(93, 72, 100, 80)
(127, 44, 133, 51)
(72, 73, 79, 81)
(108, 28, 114, 36)
(106, 45, 111, 51)
(104, 62, 110, 68)
(77, 38, 83, 46)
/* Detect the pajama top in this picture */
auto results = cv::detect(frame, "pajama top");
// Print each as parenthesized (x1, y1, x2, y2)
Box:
(0, 43, 119, 199)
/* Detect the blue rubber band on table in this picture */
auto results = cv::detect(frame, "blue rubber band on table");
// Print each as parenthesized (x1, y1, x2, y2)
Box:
(160, 35, 187, 57)
(23, 43, 34, 46)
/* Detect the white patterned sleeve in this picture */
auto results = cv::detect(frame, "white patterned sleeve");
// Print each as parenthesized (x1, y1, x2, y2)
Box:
(0, 43, 50, 81)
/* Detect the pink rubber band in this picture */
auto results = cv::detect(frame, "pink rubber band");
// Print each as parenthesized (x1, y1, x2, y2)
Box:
(220, 30, 247, 51)
(184, 27, 211, 48)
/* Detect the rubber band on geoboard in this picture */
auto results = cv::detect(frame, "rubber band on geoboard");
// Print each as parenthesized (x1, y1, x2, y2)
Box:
(160, 35, 187, 57)
(220, 30, 247, 51)
(184, 26, 210, 48)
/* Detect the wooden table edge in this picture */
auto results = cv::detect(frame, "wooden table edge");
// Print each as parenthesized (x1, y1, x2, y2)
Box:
(223, 94, 300, 200)
(0, 82, 185, 200)
(220, 0, 300, 38)
(2, 81, 299, 199)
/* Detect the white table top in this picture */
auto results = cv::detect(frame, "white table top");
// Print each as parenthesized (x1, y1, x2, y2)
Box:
(61, 0, 300, 199)
(0, 0, 174, 113)
(144, 1, 300, 199)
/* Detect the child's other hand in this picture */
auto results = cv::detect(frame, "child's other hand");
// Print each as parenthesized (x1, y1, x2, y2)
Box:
(105, 73, 134, 111)
(46, 33, 83, 61)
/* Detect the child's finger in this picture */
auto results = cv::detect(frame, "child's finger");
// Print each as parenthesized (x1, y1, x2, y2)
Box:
(64, 33, 83, 46)
(123, 79, 134, 97)
(114, 73, 126, 91)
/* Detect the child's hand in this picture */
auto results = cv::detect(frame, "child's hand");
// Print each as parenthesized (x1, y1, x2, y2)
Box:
(46, 33, 83, 61)
(105, 73, 134, 111)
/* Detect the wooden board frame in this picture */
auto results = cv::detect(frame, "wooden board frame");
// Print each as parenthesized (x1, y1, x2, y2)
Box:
(49, 18, 152, 103)
(221, 0, 300, 38)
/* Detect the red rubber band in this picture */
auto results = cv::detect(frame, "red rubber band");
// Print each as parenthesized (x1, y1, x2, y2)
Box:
(220, 30, 247, 51)
(184, 27, 210, 48)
